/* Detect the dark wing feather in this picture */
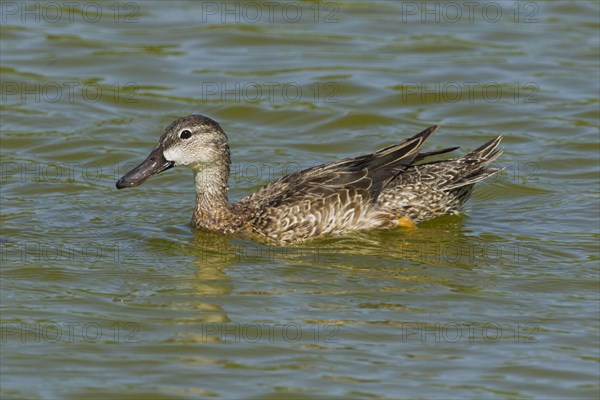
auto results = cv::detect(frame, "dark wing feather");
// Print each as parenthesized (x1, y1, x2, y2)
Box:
(240, 125, 439, 209)
(413, 146, 460, 162)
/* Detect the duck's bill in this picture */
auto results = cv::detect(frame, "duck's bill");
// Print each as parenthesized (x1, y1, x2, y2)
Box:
(116, 147, 174, 189)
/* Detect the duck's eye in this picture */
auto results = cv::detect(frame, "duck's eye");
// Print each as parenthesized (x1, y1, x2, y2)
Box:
(179, 130, 192, 139)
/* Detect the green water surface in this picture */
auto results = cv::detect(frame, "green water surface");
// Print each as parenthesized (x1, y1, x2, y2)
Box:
(1, 1, 599, 399)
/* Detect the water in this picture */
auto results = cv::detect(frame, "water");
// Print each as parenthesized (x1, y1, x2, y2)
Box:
(1, 1, 599, 399)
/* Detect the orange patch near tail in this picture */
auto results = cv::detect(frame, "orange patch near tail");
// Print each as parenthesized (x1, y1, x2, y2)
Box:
(396, 216, 416, 229)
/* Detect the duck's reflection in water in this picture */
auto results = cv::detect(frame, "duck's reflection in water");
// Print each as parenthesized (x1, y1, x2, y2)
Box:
(171, 216, 504, 344)
(188, 215, 487, 271)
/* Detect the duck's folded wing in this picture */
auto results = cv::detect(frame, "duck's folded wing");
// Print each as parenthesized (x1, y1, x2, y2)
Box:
(247, 125, 440, 208)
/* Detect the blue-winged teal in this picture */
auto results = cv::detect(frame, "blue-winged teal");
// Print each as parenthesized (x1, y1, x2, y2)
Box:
(116, 115, 502, 243)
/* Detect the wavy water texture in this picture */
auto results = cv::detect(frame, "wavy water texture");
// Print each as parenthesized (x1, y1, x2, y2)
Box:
(1, 1, 599, 399)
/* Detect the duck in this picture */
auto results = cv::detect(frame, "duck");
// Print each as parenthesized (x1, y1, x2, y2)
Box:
(116, 115, 502, 244)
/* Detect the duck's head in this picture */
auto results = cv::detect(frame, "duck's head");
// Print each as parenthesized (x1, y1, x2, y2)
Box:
(116, 114, 229, 189)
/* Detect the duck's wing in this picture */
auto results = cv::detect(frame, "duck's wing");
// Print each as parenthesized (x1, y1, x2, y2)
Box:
(241, 125, 439, 209)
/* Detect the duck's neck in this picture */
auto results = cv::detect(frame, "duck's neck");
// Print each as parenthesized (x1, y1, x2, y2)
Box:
(191, 157, 239, 233)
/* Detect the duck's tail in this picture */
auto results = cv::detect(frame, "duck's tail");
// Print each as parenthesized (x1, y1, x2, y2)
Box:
(442, 135, 503, 191)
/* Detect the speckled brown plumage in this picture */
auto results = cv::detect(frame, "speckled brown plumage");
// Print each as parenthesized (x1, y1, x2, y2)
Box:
(116, 115, 502, 244)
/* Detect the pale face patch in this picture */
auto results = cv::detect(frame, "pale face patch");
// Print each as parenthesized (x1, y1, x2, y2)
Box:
(163, 138, 213, 166)
(163, 146, 189, 165)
